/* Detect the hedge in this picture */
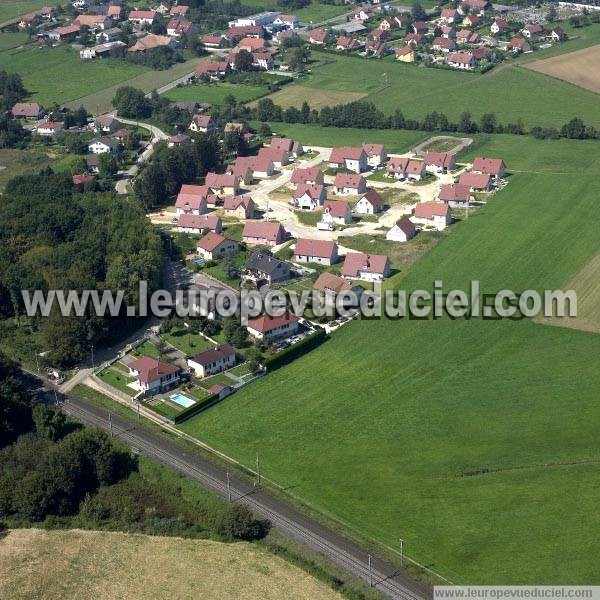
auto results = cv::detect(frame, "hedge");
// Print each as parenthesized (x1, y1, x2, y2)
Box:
(263, 329, 328, 372)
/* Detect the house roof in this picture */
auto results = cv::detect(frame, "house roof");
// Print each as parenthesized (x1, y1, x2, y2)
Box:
(395, 46, 414, 56)
(511, 37, 529, 48)
(360, 188, 384, 210)
(313, 272, 356, 294)
(129, 34, 172, 51)
(167, 17, 193, 33)
(342, 252, 389, 277)
(324, 200, 350, 218)
(72, 174, 96, 186)
(291, 166, 321, 184)
(363, 143, 384, 157)
(406, 159, 425, 174)
(129, 356, 179, 383)
(294, 183, 324, 200)
(387, 156, 410, 171)
(95, 114, 118, 128)
(294, 238, 336, 259)
(242, 221, 285, 242)
(441, 8, 458, 17)
(227, 25, 264, 39)
(524, 23, 544, 33)
(205, 172, 238, 188)
(176, 184, 209, 209)
(414, 202, 450, 219)
(247, 311, 299, 333)
(329, 146, 365, 163)
(334, 172, 364, 189)
(209, 383, 231, 394)
(258, 146, 287, 163)
(425, 151, 455, 168)
(11, 102, 42, 117)
(74, 14, 110, 26)
(179, 214, 221, 230)
(223, 194, 253, 211)
(433, 37, 455, 49)
(191, 343, 235, 366)
(459, 172, 491, 189)
(170, 5, 189, 15)
(270, 136, 296, 152)
(448, 51, 475, 64)
(195, 60, 228, 75)
(472, 156, 504, 175)
(244, 251, 288, 275)
(168, 133, 190, 143)
(191, 114, 214, 128)
(128, 10, 156, 19)
(439, 183, 470, 202)
(197, 231, 231, 252)
(394, 216, 416, 236)
(202, 34, 224, 44)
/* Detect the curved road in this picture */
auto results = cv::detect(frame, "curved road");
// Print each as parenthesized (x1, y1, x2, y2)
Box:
(51, 387, 431, 600)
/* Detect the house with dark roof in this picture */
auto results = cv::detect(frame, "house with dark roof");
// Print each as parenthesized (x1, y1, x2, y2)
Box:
(293, 239, 338, 265)
(11, 102, 43, 119)
(243, 250, 290, 284)
(188, 344, 236, 377)
(386, 217, 416, 242)
(355, 189, 384, 215)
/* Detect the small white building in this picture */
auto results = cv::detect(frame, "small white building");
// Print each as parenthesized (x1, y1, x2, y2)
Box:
(188, 344, 236, 378)
(386, 217, 417, 242)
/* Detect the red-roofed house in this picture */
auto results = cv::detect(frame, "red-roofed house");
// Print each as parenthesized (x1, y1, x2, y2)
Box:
(441, 8, 458, 23)
(128, 356, 180, 394)
(36, 121, 63, 136)
(270, 136, 304, 158)
(334, 172, 366, 195)
(189, 114, 216, 134)
(223, 194, 255, 219)
(293, 184, 326, 211)
(510, 37, 531, 53)
(424, 151, 456, 174)
(195, 60, 229, 79)
(322, 200, 352, 226)
(170, 5, 190, 16)
(329, 147, 368, 173)
(72, 174, 96, 189)
(177, 214, 223, 234)
(242, 221, 286, 246)
(336, 35, 362, 51)
(258, 146, 291, 167)
(128, 10, 156, 25)
(459, 171, 492, 191)
(472, 156, 505, 178)
(205, 172, 240, 195)
(246, 311, 299, 342)
(342, 252, 391, 282)
(175, 184, 209, 216)
(291, 166, 323, 186)
(167, 17, 196, 37)
(196, 232, 238, 260)
(202, 34, 226, 48)
(433, 37, 456, 52)
(522, 23, 544, 39)
(363, 143, 387, 167)
(355, 189, 384, 215)
(11, 102, 43, 119)
(386, 216, 416, 242)
(294, 239, 339, 265)
(227, 25, 264, 40)
(447, 51, 477, 70)
(551, 27, 567, 42)
(412, 202, 451, 231)
(490, 18, 508, 34)
(439, 183, 471, 206)
(308, 28, 327, 45)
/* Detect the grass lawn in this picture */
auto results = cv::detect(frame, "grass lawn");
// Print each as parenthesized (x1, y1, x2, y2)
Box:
(0, 44, 146, 108)
(228, 362, 254, 377)
(0, 31, 28, 50)
(0, 148, 61, 190)
(162, 329, 215, 356)
(97, 366, 136, 397)
(166, 81, 270, 106)
(132, 340, 161, 359)
(199, 372, 236, 390)
(0, 0, 51, 22)
(180, 159, 600, 584)
(146, 399, 182, 419)
(267, 51, 600, 129)
(294, 210, 322, 227)
(204, 250, 249, 289)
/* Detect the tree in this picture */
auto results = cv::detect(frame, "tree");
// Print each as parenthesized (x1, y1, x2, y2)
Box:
(234, 49, 253, 72)
(411, 0, 427, 21)
(216, 504, 269, 541)
(287, 45, 310, 72)
(98, 153, 119, 178)
(134, 161, 166, 209)
(545, 4, 557, 22)
(32, 405, 69, 442)
(188, 35, 205, 56)
(561, 117, 587, 139)
(223, 318, 248, 347)
(151, 15, 166, 35)
(480, 112, 497, 133)
(112, 86, 152, 119)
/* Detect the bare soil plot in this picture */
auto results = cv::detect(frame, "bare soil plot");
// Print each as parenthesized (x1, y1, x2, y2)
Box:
(525, 45, 600, 94)
(252, 85, 367, 110)
(0, 529, 343, 600)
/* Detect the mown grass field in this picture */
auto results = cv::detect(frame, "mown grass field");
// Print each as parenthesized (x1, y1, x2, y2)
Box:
(277, 51, 600, 129)
(0, 529, 342, 600)
(181, 135, 600, 584)
(0, 0, 50, 22)
(0, 44, 146, 108)
(166, 81, 270, 106)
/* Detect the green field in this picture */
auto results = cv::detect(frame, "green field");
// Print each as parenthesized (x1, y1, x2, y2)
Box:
(273, 51, 600, 129)
(0, 0, 50, 22)
(0, 148, 61, 189)
(166, 81, 270, 106)
(180, 134, 600, 584)
(0, 31, 28, 50)
(0, 44, 146, 108)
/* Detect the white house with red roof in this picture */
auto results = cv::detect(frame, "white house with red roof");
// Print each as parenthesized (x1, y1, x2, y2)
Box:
(293, 184, 326, 211)
(329, 147, 368, 173)
(447, 51, 477, 70)
(322, 200, 352, 226)
(342, 252, 390, 282)
(510, 37, 531, 53)
(189, 114, 216, 134)
(362, 143, 387, 167)
(128, 10, 156, 25)
(522, 23, 544, 39)
(12, 102, 44, 119)
(175, 184, 209, 216)
(177, 214, 223, 234)
(308, 28, 327, 44)
(37, 121, 63, 136)
(412, 202, 451, 231)
(196, 232, 238, 260)
(293, 239, 338, 265)
(291, 166, 323, 186)
(333, 172, 367, 195)
(424, 151, 456, 174)
(355, 189, 384, 215)
(459, 172, 492, 192)
(472, 157, 505, 179)
(170, 5, 190, 16)
(270, 136, 304, 158)
(258, 146, 290, 167)
(205, 173, 240, 196)
(441, 8, 458, 23)
(128, 356, 180, 394)
(386, 216, 416, 242)
(223, 194, 255, 219)
(439, 183, 471, 206)
(188, 344, 236, 378)
(242, 221, 286, 246)
(490, 18, 509, 34)
(247, 311, 299, 342)
(386, 157, 426, 181)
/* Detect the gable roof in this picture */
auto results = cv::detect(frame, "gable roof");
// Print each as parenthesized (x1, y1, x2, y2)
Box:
(459, 172, 491, 189)
(291, 166, 321, 184)
(205, 172, 238, 189)
(439, 183, 470, 202)
(11, 102, 42, 117)
(308, 28, 327, 42)
(242, 221, 285, 242)
(334, 172, 364, 189)
(424, 151, 455, 168)
(359, 188, 384, 210)
(342, 252, 389, 277)
(294, 238, 337, 259)
(324, 199, 351, 218)
(472, 156, 505, 175)
(175, 184, 209, 209)
(247, 311, 299, 333)
(414, 202, 450, 219)
(363, 143, 385, 157)
(223, 194, 253, 211)
(191, 343, 235, 367)
(394, 216, 416, 236)
(294, 183, 324, 200)
(244, 250, 288, 274)
(313, 272, 357, 294)
(329, 146, 365, 163)
(129, 356, 179, 383)
(178, 214, 221, 230)
(197, 231, 231, 252)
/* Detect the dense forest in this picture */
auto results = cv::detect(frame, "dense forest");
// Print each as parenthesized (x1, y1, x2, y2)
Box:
(0, 353, 269, 541)
(0, 170, 163, 366)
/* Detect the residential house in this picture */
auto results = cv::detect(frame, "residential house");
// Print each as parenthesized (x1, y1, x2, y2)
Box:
(412, 202, 451, 231)
(273, 14, 299, 29)
(74, 14, 112, 29)
(354, 7, 372, 21)
(313, 272, 363, 307)
(441, 8, 458, 23)
(308, 28, 327, 45)
(462, 15, 482, 28)
(37, 121, 64, 137)
(107, 5, 122, 20)
(412, 21, 428, 34)
(433, 37, 456, 52)
(243, 251, 290, 284)
(47, 24, 80, 41)
(227, 25, 265, 40)
(322, 200, 352, 225)
(551, 27, 566, 42)
(167, 133, 190, 147)
(225, 158, 253, 184)
(440, 25, 456, 39)
(175, 184, 209, 216)
(293, 239, 338, 266)
(472, 156, 505, 179)
(244, 156, 275, 178)
(167, 17, 196, 37)
(386, 216, 416, 242)
(189, 114, 216, 134)
(88, 136, 120, 153)
(177, 214, 223, 234)
(206, 173, 240, 196)
(522, 23, 544, 39)
(456, 29, 475, 44)
(490, 18, 508, 35)
(170, 5, 190, 16)
(379, 16, 399, 31)
(424, 151, 456, 174)
(447, 51, 477, 70)
(510, 37, 531, 53)
(246, 312, 299, 342)
(128, 10, 157, 25)
(342, 252, 391, 282)
(459, 171, 492, 191)
(329, 147, 368, 173)
(223, 194, 255, 218)
(94, 114, 120, 133)
(11, 102, 43, 119)
(404, 33, 425, 46)
(96, 27, 123, 43)
(128, 356, 180, 394)
(195, 60, 229, 79)
(196, 232, 238, 260)
(460, 0, 490, 15)
(202, 33, 226, 48)
(363, 143, 387, 167)
(258, 146, 290, 168)
(294, 184, 326, 211)
(188, 344, 236, 378)
(395, 46, 415, 62)
(128, 34, 176, 52)
(387, 157, 426, 181)
(439, 183, 471, 206)
(86, 155, 100, 173)
(354, 188, 383, 215)
(336, 35, 361, 51)
(80, 41, 126, 59)
(291, 166, 323, 186)
(242, 221, 286, 246)
(72, 174, 96, 189)
(334, 172, 367, 195)
(270, 136, 304, 158)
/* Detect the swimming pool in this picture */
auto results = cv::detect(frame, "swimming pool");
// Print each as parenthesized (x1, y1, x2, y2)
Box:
(169, 393, 195, 408)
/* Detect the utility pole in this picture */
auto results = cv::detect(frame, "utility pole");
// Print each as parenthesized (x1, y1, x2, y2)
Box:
(108, 412, 113, 437)
(368, 554, 373, 587)
(226, 472, 231, 503)
(256, 453, 261, 486)
(399, 538, 404, 567)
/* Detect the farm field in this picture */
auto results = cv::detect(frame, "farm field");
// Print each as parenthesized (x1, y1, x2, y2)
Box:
(525, 44, 600, 94)
(254, 85, 367, 110)
(237, 0, 348, 22)
(254, 122, 429, 153)
(166, 81, 271, 106)
(0, 44, 146, 108)
(0, 529, 342, 600)
(0, 0, 49, 22)
(0, 31, 27, 50)
(181, 158, 600, 584)
(0, 148, 60, 189)
(272, 52, 600, 129)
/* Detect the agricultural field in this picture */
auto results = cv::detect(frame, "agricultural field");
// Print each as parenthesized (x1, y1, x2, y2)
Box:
(256, 85, 367, 110)
(0, 30, 27, 50)
(180, 133, 600, 584)
(269, 52, 600, 129)
(0, 148, 60, 190)
(166, 81, 271, 106)
(525, 44, 600, 94)
(0, 0, 50, 23)
(0, 529, 342, 600)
